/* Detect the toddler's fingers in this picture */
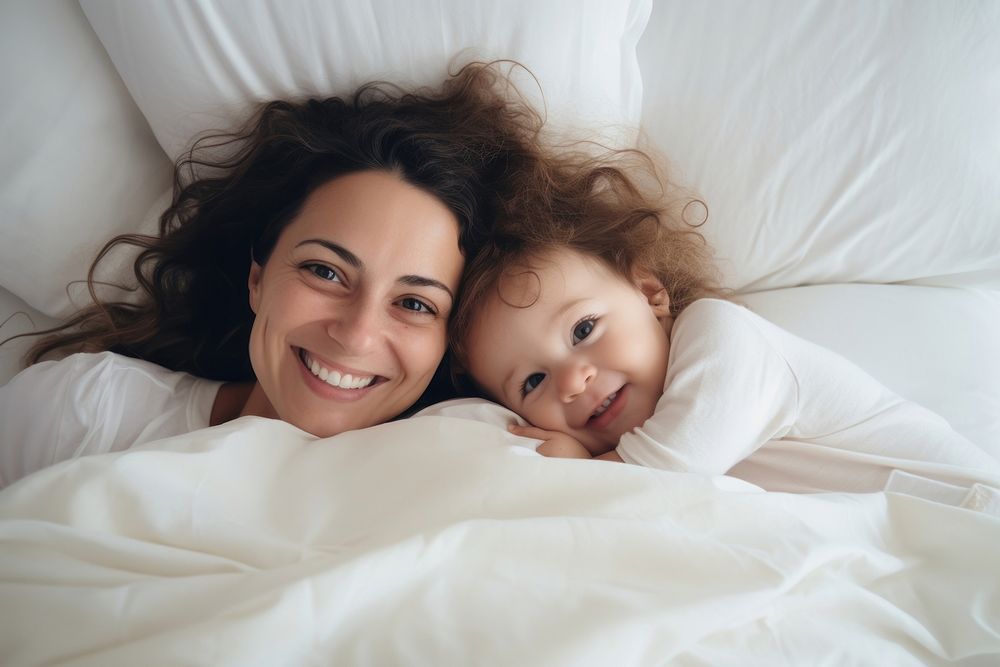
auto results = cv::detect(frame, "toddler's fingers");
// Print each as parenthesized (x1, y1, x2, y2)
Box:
(507, 423, 555, 441)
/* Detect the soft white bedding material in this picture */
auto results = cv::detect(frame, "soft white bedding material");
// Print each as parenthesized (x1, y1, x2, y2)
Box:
(739, 284, 1000, 455)
(0, 286, 59, 386)
(0, 1, 170, 318)
(81, 0, 651, 160)
(638, 0, 1000, 290)
(1, 417, 998, 665)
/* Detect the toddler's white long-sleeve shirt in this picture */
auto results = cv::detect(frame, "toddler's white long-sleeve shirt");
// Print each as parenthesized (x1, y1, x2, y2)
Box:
(617, 299, 1000, 493)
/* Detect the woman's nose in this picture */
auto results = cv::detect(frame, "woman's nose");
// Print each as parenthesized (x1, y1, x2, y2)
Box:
(326, 297, 380, 354)
(556, 360, 596, 402)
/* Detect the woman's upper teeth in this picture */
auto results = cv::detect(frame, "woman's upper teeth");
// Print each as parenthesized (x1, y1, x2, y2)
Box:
(304, 351, 375, 389)
(592, 391, 618, 418)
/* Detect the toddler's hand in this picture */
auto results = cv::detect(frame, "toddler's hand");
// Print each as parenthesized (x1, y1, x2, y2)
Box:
(508, 424, 592, 459)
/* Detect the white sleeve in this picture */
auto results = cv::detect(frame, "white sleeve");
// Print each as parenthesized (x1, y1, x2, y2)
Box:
(0, 351, 217, 487)
(1, 353, 100, 486)
(616, 300, 800, 474)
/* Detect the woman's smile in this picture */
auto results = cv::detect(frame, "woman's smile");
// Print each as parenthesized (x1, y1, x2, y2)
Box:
(297, 347, 384, 393)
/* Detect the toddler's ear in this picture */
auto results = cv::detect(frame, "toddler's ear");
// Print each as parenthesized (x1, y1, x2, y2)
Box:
(633, 272, 671, 319)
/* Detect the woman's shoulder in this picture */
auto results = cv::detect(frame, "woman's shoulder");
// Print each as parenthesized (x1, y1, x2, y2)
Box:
(4, 351, 219, 419)
(4, 350, 117, 389)
(12, 351, 197, 386)
(1, 351, 221, 486)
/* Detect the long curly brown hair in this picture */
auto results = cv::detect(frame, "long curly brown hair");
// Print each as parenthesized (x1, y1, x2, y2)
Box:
(448, 142, 726, 382)
(16, 62, 545, 390)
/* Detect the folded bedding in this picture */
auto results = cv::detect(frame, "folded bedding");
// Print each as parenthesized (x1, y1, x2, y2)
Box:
(1, 416, 998, 665)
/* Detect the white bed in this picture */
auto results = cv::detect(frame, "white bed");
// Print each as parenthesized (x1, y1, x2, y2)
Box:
(1, 1, 999, 664)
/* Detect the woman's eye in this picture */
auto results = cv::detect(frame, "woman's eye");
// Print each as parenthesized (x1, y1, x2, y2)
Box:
(399, 297, 436, 315)
(306, 264, 341, 283)
(572, 318, 596, 344)
(521, 373, 545, 396)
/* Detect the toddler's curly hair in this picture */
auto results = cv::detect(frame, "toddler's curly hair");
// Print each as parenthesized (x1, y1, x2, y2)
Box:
(449, 140, 725, 382)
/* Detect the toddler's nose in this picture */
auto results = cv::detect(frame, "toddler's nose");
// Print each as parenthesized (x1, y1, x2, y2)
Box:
(557, 361, 596, 403)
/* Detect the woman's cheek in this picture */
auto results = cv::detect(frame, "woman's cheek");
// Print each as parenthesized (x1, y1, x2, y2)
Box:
(406, 323, 448, 377)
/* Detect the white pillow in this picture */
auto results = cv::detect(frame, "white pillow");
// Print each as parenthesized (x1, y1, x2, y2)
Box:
(0, 286, 60, 386)
(637, 0, 1000, 290)
(739, 284, 1000, 456)
(0, 1, 171, 318)
(81, 0, 652, 160)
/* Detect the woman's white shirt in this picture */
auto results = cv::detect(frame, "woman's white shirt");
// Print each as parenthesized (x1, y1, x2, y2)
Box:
(0, 351, 222, 487)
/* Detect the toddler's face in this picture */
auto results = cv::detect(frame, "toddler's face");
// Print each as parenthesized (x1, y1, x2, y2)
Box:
(467, 249, 672, 455)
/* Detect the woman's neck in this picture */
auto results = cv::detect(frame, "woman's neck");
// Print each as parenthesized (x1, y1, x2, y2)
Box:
(209, 382, 256, 426)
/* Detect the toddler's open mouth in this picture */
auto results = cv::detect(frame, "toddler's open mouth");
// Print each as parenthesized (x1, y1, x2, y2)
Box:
(586, 386, 626, 428)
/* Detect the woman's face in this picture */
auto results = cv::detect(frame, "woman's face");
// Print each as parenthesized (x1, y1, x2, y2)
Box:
(244, 170, 464, 437)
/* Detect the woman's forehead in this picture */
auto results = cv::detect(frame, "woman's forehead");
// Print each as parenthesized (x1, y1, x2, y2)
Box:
(294, 171, 458, 237)
(281, 171, 463, 284)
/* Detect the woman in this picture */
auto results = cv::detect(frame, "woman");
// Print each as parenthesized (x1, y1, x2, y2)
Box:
(0, 63, 542, 485)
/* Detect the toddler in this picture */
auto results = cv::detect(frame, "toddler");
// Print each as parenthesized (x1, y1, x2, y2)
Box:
(448, 157, 1000, 494)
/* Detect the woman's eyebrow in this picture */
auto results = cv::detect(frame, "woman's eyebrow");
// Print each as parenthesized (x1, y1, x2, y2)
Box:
(297, 238, 453, 299)
(399, 275, 454, 300)
(296, 239, 362, 269)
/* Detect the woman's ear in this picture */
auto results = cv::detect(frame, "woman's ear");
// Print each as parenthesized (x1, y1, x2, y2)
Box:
(248, 260, 263, 314)
(633, 271, 671, 319)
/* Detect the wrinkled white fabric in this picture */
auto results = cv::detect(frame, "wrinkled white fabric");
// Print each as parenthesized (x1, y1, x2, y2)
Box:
(1, 416, 998, 665)
(0, 351, 220, 487)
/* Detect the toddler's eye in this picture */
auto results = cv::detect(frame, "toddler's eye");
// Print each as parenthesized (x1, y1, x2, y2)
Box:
(305, 263, 341, 283)
(572, 318, 597, 344)
(521, 373, 545, 396)
(399, 297, 436, 315)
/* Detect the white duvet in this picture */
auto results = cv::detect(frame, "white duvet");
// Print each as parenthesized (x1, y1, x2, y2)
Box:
(1, 415, 998, 666)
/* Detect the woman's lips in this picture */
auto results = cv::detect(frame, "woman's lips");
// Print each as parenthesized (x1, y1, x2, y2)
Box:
(295, 347, 385, 398)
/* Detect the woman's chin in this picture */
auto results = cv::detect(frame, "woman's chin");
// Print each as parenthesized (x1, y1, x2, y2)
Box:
(287, 402, 407, 439)
(291, 412, 367, 439)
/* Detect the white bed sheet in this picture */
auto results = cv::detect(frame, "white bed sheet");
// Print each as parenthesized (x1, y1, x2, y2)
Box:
(1, 416, 998, 665)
